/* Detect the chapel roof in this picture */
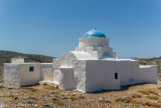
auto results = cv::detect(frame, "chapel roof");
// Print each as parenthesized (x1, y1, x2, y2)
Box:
(82, 28, 106, 38)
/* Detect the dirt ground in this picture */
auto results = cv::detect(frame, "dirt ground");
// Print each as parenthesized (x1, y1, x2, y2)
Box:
(0, 80, 161, 108)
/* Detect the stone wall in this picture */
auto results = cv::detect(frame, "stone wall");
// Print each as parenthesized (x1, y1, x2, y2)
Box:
(41, 63, 53, 81)
(4, 63, 20, 87)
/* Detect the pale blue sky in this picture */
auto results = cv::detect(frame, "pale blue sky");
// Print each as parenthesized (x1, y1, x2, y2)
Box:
(0, 0, 161, 58)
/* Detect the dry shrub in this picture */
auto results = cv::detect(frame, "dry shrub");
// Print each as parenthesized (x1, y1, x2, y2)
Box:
(115, 97, 133, 103)
(43, 85, 56, 90)
(147, 96, 159, 100)
(70, 96, 78, 101)
(3, 95, 15, 98)
(131, 94, 141, 98)
(143, 101, 161, 107)
(138, 89, 158, 95)
(22, 87, 37, 92)
(0, 85, 3, 88)
(157, 87, 161, 90)
(26, 96, 39, 100)
(55, 95, 61, 99)
(50, 91, 58, 95)
(115, 97, 161, 107)
(157, 100, 161, 103)
(53, 100, 64, 106)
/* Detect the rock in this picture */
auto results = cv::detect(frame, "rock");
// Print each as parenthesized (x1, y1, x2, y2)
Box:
(50, 92, 58, 95)
(52, 98, 58, 101)
(0, 83, 3, 88)
(157, 86, 161, 90)
(99, 97, 104, 102)
(79, 95, 85, 99)
(88, 99, 95, 102)
(25, 99, 37, 104)
(61, 93, 68, 96)
(14, 97, 18, 100)
(124, 100, 130, 103)
(98, 98, 111, 103)
(105, 99, 111, 103)
(61, 96, 68, 100)
(42, 104, 53, 108)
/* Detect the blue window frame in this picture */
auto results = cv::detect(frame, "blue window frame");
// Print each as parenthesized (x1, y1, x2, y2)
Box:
(29, 66, 34, 72)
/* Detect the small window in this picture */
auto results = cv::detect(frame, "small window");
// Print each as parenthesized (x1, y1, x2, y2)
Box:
(29, 66, 34, 72)
(115, 73, 118, 79)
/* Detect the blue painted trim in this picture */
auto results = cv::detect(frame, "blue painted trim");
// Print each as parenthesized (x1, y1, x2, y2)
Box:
(82, 28, 106, 38)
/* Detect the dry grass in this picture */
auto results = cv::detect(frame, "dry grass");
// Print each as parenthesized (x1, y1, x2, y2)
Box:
(157, 87, 161, 90)
(131, 94, 141, 98)
(143, 101, 161, 107)
(147, 95, 159, 100)
(21, 87, 37, 92)
(55, 95, 61, 99)
(138, 89, 158, 95)
(115, 97, 133, 103)
(0, 85, 3, 88)
(2, 95, 15, 98)
(158, 100, 161, 103)
(26, 96, 39, 101)
(50, 91, 58, 95)
(70, 96, 78, 101)
(115, 97, 161, 107)
(53, 100, 65, 106)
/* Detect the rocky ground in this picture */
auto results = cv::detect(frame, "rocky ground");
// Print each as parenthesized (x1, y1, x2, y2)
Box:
(0, 80, 160, 108)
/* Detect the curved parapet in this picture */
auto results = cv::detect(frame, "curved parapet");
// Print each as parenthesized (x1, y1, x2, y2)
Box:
(53, 52, 87, 92)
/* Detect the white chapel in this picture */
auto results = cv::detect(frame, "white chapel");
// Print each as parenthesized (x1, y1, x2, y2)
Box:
(4, 28, 157, 93)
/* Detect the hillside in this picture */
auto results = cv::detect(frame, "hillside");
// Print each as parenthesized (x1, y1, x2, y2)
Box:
(0, 50, 54, 82)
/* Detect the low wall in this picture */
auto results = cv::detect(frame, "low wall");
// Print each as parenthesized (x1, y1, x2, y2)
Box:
(41, 63, 53, 81)
(4, 63, 20, 87)
(139, 65, 157, 84)
(119, 60, 140, 86)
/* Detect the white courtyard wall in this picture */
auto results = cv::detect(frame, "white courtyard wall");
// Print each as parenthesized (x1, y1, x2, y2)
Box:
(86, 60, 120, 92)
(41, 63, 53, 81)
(4, 63, 20, 87)
(53, 59, 61, 84)
(19, 64, 41, 86)
(118, 60, 140, 86)
(139, 65, 157, 84)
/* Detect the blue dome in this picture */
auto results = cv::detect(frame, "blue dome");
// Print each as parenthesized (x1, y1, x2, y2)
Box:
(82, 28, 106, 38)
